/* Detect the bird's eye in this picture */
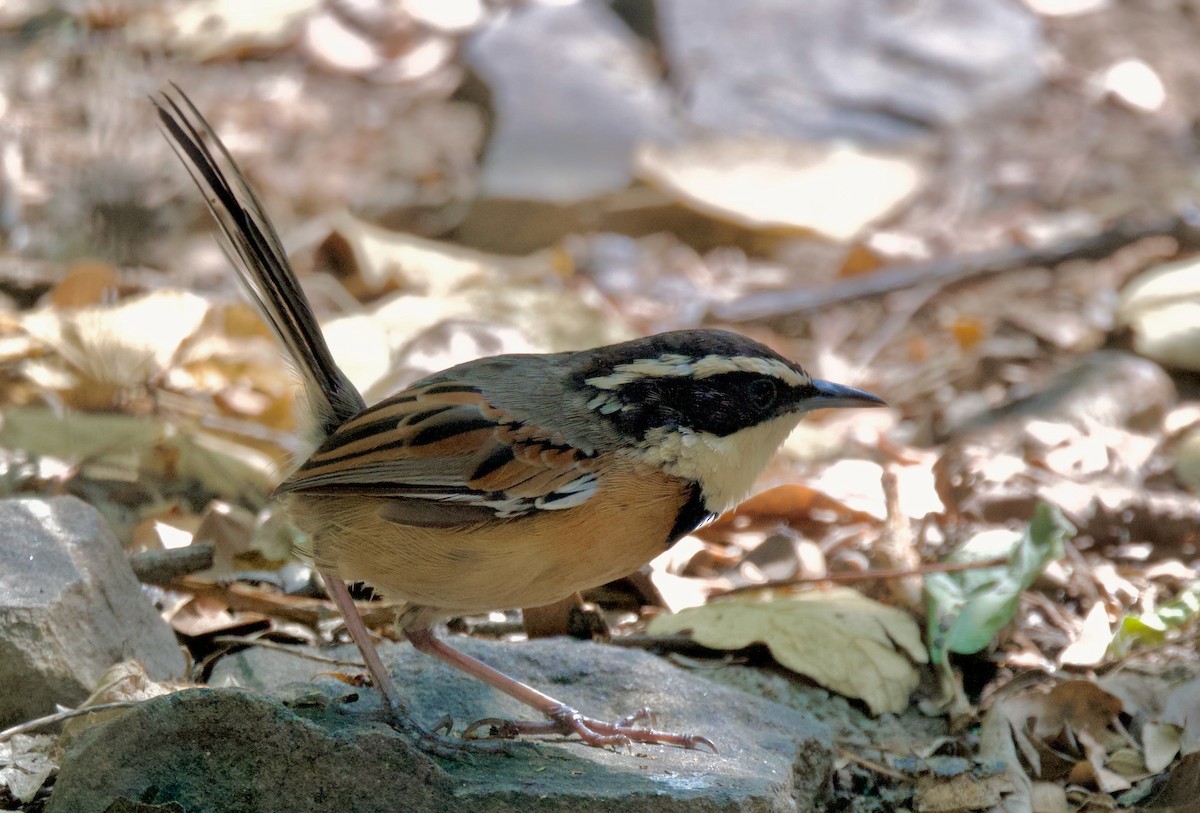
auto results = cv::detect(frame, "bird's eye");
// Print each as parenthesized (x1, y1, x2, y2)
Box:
(748, 378, 777, 411)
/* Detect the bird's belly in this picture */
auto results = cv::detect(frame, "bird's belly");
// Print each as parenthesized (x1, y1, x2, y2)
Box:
(282, 461, 692, 614)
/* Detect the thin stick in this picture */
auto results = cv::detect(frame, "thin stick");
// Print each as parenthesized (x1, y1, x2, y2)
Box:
(835, 746, 911, 782)
(715, 556, 1010, 597)
(712, 214, 1200, 322)
(0, 701, 142, 743)
(167, 574, 401, 628)
(209, 635, 365, 668)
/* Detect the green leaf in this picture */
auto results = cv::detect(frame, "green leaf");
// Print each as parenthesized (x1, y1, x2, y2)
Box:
(1110, 582, 1200, 657)
(926, 502, 1073, 665)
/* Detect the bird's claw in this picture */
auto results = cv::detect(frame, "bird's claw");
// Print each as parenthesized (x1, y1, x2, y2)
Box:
(371, 699, 533, 759)
(462, 705, 718, 753)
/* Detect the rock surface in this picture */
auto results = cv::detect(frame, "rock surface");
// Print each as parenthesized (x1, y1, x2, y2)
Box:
(657, 0, 1043, 142)
(464, 1, 678, 202)
(0, 496, 184, 727)
(49, 638, 832, 812)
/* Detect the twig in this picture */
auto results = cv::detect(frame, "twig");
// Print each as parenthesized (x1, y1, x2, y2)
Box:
(208, 635, 365, 668)
(130, 542, 214, 585)
(167, 575, 401, 627)
(714, 556, 1010, 597)
(0, 701, 142, 743)
(712, 213, 1200, 322)
(835, 746, 911, 782)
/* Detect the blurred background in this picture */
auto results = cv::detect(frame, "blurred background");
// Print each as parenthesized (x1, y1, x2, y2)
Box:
(3, 1, 1200, 810)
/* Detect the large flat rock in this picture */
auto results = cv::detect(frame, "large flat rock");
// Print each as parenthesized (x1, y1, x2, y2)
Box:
(49, 638, 832, 812)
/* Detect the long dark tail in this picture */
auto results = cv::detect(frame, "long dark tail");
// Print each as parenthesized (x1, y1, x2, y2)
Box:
(153, 87, 364, 441)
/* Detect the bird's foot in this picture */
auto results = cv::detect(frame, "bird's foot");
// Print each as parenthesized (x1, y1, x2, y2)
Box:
(374, 696, 537, 759)
(462, 705, 718, 753)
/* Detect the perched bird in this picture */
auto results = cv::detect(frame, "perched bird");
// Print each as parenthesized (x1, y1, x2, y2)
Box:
(155, 88, 884, 755)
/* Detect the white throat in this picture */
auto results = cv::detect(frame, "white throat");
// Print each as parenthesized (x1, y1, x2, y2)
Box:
(633, 413, 804, 514)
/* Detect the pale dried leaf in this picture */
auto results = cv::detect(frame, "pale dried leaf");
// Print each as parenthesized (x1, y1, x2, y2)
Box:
(1143, 720, 1182, 773)
(1175, 426, 1200, 490)
(323, 214, 557, 299)
(0, 734, 55, 803)
(60, 660, 176, 742)
(637, 139, 925, 241)
(1077, 729, 1132, 792)
(1029, 781, 1070, 813)
(129, 0, 317, 58)
(1162, 677, 1200, 755)
(978, 703, 1034, 813)
(1059, 602, 1113, 667)
(22, 290, 211, 389)
(1117, 255, 1200, 371)
(646, 588, 926, 714)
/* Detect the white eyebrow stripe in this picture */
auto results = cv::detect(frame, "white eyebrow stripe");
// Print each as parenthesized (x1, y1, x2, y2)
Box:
(586, 354, 810, 390)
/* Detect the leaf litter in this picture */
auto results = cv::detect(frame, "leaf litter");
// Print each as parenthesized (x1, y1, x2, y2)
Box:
(1, 3, 1200, 812)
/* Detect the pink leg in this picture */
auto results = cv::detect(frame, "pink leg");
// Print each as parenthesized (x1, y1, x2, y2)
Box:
(321, 573, 517, 756)
(321, 573, 407, 718)
(404, 627, 717, 752)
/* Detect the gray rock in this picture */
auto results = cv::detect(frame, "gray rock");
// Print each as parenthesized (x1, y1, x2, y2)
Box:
(656, 0, 1043, 142)
(464, 1, 679, 202)
(50, 638, 832, 812)
(0, 496, 184, 727)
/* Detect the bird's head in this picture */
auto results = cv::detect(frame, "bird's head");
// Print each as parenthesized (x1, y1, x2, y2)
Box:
(575, 329, 884, 514)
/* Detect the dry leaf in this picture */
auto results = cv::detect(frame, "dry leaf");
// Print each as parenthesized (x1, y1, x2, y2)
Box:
(167, 594, 268, 639)
(60, 660, 177, 742)
(915, 771, 1014, 813)
(1029, 781, 1070, 813)
(637, 138, 925, 241)
(1175, 426, 1200, 490)
(1003, 680, 1123, 743)
(129, 0, 316, 58)
(837, 242, 884, 278)
(1161, 677, 1200, 756)
(950, 316, 987, 351)
(646, 587, 926, 714)
(1058, 602, 1113, 667)
(641, 570, 712, 614)
(21, 290, 211, 403)
(1074, 729, 1132, 792)
(51, 260, 120, 309)
(318, 213, 557, 300)
(977, 702, 1034, 813)
(0, 407, 277, 502)
(1116, 255, 1200, 371)
(1140, 751, 1200, 807)
(0, 734, 55, 804)
(707, 482, 879, 530)
(1143, 720, 1182, 773)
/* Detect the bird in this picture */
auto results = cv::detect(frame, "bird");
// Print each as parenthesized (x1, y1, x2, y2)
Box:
(154, 87, 885, 755)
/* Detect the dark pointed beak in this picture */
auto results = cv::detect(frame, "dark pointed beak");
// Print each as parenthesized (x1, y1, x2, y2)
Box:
(808, 378, 886, 410)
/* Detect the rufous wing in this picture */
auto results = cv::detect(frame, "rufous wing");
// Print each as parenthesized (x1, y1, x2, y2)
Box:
(278, 382, 600, 526)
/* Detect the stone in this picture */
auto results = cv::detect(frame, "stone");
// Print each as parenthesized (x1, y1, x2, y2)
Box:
(656, 0, 1043, 143)
(50, 638, 832, 812)
(0, 496, 185, 727)
(464, 0, 679, 202)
